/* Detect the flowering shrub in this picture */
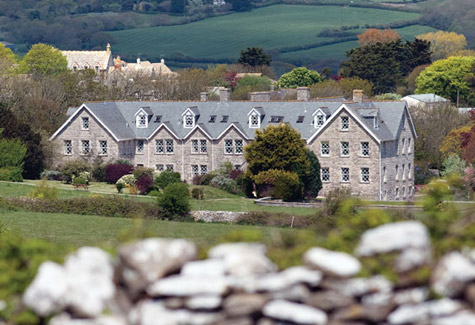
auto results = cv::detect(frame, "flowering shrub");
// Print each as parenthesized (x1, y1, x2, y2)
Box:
(136, 175, 154, 195)
(104, 163, 133, 184)
(116, 174, 136, 186)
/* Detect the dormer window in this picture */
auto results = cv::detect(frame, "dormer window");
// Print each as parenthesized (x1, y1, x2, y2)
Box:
(137, 113, 147, 128)
(184, 113, 194, 128)
(312, 109, 327, 128)
(250, 113, 260, 128)
(154, 115, 162, 123)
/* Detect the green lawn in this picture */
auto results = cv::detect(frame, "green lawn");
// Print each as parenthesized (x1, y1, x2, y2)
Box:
(110, 4, 421, 62)
(0, 210, 302, 247)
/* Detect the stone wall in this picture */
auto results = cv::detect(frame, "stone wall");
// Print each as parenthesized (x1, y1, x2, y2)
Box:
(191, 210, 246, 223)
(23, 221, 475, 325)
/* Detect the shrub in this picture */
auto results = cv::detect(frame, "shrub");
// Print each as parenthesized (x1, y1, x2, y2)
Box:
(229, 168, 243, 180)
(115, 159, 132, 165)
(133, 167, 154, 180)
(155, 170, 181, 190)
(136, 175, 154, 195)
(104, 163, 133, 184)
(254, 169, 302, 201)
(210, 175, 237, 193)
(40, 170, 63, 181)
(192, 173, 215, 185)
(61, 159, 91, 183)
(157, 183, 190, 220)
(92, 164, 106, 182)
(0, 167, 23, 182)
(323, 187, 353, 217)
(191, 187, 204, 200)
(440, 154, 467, 177)
(78, 171, 90, 184)
(116, 183, 125, 193)
(116, 174, 136, 186)
(72, 176, 86, 185)
(29, 179, 58, 200)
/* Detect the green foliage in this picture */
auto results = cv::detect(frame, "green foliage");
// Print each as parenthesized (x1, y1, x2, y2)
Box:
(72, 176, 87, 185)
(133, 167, 154, 180)
(440, 154, 467, 177)
(254, 169, 302, 202)
(0, 43, 17, 73)
(191, 187, 204, 200)
(375, 93, 402, 100)
(210, 175, 238, 194)
(322, 187, 354, 217)
(157, 183, 191, 220)
(302, 150, 322, 198)
(0, 138, 26, 169)
(229, 0, 252, 12)
(154, 170, 182, 190)
(116, 174, 136, 186)
(416, 56, 475, 106)
(29, 179, 59, 200)
(60, 159, 91, 183)
(231, 75, 272, 100)
(116, 183, 125, 193)
(170, 0, 186, 13)
(238, 47, 271, 67)
(0, 167, 23, 182)
(21, 43, 68, 76)
(278, 67, 322, 88)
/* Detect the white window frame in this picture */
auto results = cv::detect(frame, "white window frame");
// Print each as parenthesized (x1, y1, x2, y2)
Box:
(81, 140, 90, 155)
(321, 141, 330, 156)
(184, 113, 195, 128)
(224, 139, 234, 154)
(249, 113, 260, 128)
(341, 167, 350, 183)
(81, 117, 89, 130)
(165, 139, 174, 154)
(99, 140, 107, 155)
(360, 142, 370, 157)
(395, 165, 399, 181)
(321, 168, 330, 182)
(235, 139, 243, 154)
(408, 138, 412, 154)
(395, 187, 399, 199)
(401, 138, 406, 155)
(136, 113, 147, 128)
(360, 167, 370, 183)
(314, 113, 325, 128)
(136, 140, 144, 153)
(64, 140, 72, 155)
(155, 139, 164, 154)
(340, 116, 349, 131)
(408, 163, 412, 179)
(340, 141, 349, 157)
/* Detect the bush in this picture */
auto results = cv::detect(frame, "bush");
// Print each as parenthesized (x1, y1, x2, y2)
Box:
(0, 167, 23, 182)
(61, 159, 91, 183)
(92, 164, 106, 182)
(323, 187, 353, 217)
(229, 168, 243, 180)
(115, 159, 132, 165)
(210, 175, 237, 193)
(104, 163, 133, 184)
(192, 173, 215, 185)
(254, 169, 302, 201)
(136, 175, 154, 195)
(116, 174, 136, 186)
(133, 167, 154, 180)
(116, 183, 125, 193)
(157, 183, 190, 220)
(191, 187, 204, 200)
(72, 176, 87, 185)
(40, 170, 63, 181)
(155, 170, 181, 190)
(440, 154, 467, 177)
(29, 179, 58, 199)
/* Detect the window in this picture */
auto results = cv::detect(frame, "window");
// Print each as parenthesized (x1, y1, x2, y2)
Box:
(235, 140, 243, 154)
(81, 117, 89, 130)
(395, 187, 399, 199)
(81, 140, 90, 154)
(209, 115, 216, 123)
(224, 139, 233, 154)
(249, 113, 260, 128)
(136, 140, 144, 153)
(200, 140, 207, 153)
(341, 116, 349, 130)
(321, 168, 330, 182)
(200, 165, 208, 175)
(341, 168, 350, 182)
(360, 142, 369, 157)
(191, 165, 199, 176)
(191, 140, 199, 153)
(408, 163, 412, 179)
(408, 138, 412, 154)
(315, 113, 325, 128)
(340, 142, 349, 157)
(64, 140, 72, 155)
(401, 138, 406, 155)
(297, 116, 305, 123)
(321, 142, 330, 156)
(165, 139, 174, 153)
(99, 140, 107, 155)
(166, 164, 174, 171)
(361, 167, 370, 183)
(395, 165, 399, 181)
(221, 115, 229, 123)
(402, 164, 406, 181)
(154, 115, 162, 123)
(402, 187, 406, 198)
(184, 113, 194, 128)
(137, 114, 147, 128)
(383, 166, 387, 183)
(156, 164, 164, 171)
(155, 139, 164, 154)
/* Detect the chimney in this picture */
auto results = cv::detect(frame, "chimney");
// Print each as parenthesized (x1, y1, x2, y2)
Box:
(137, 57, 141, 65)
(353, 89, 364, 103)
(106, 43, 111, 53)
(161, 58, 165, 65)
(297, 87, 310, 101)
(250, 92, 270, 102)
(219, 88, 230, 102)
(200, 92, 209, 102)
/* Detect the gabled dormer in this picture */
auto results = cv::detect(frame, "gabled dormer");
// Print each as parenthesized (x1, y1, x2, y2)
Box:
(312, 108, 328, 128)
(135, 107, 153, 128)
(181, 107, 200, 129)
(247, 107, 264, 128)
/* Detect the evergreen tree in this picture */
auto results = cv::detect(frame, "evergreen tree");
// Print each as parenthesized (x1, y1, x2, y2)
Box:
(170, 0, 186, 13)
(238, 47, 272, 67)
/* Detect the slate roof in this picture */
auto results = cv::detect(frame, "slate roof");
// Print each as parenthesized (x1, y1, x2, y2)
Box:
(57, 100, 412, 143)
(402, 94, 449, 103)
(61, 49, 112, 71)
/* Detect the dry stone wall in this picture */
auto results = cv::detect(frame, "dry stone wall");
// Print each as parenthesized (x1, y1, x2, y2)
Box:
(23, 221, 475, 325)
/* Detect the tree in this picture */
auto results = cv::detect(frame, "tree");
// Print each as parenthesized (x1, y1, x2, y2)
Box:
(170, 0, 186, 13)
(302, 150, 322, 198)
(21, 43, 68, 76)
(415, 56, 475, 106)
(238, 47, 271, 67)
(157, 183, 190, 220)
(440, 124, 472, 159)
(0, 43, 16, 73)
(440, 154, 467, 177)
(231, 75, 272, 100)
(229, 0, 251, 11)
(0, 138, 27, 181)
(155, 169, 181, 190)
(358, 28, 401, 46)
(278, 67, 322, 88)
(417, 31, 467, 61)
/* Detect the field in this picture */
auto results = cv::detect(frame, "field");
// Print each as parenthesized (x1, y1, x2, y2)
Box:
(110, 4, 429, 70)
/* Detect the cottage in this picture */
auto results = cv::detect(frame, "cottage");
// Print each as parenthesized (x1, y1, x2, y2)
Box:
(61, 44, 114, 77)
(50, 89, 416, 201)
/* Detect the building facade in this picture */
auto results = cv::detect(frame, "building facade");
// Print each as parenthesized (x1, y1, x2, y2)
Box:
(50, 89, 416, 200)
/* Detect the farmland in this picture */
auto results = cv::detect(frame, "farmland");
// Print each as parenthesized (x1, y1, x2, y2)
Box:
(110, 4, 434, 71)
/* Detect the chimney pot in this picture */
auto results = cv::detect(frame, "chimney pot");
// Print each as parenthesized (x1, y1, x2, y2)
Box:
(200, 92, 209, 102)
(297, 87, 310, 101)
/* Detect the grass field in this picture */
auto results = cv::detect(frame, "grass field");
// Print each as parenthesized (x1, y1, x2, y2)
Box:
(110, 4, 422, 63)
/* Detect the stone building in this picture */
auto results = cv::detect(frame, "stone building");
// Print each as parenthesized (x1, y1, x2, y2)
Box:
(50, 89, 416, 201)
(61, 44, 114, 77)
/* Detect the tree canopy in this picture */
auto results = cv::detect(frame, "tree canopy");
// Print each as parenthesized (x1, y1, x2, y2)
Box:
(0, 43, 16, 73)
(229, 0, 252, 12)
(278, 67, 322, 89)
(357, 28, 401, 46)
(417, 31, 467, 61)
(21, 43, 68, 76)
(238, 47, 272, 67)
(415, 56, 475, 106)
